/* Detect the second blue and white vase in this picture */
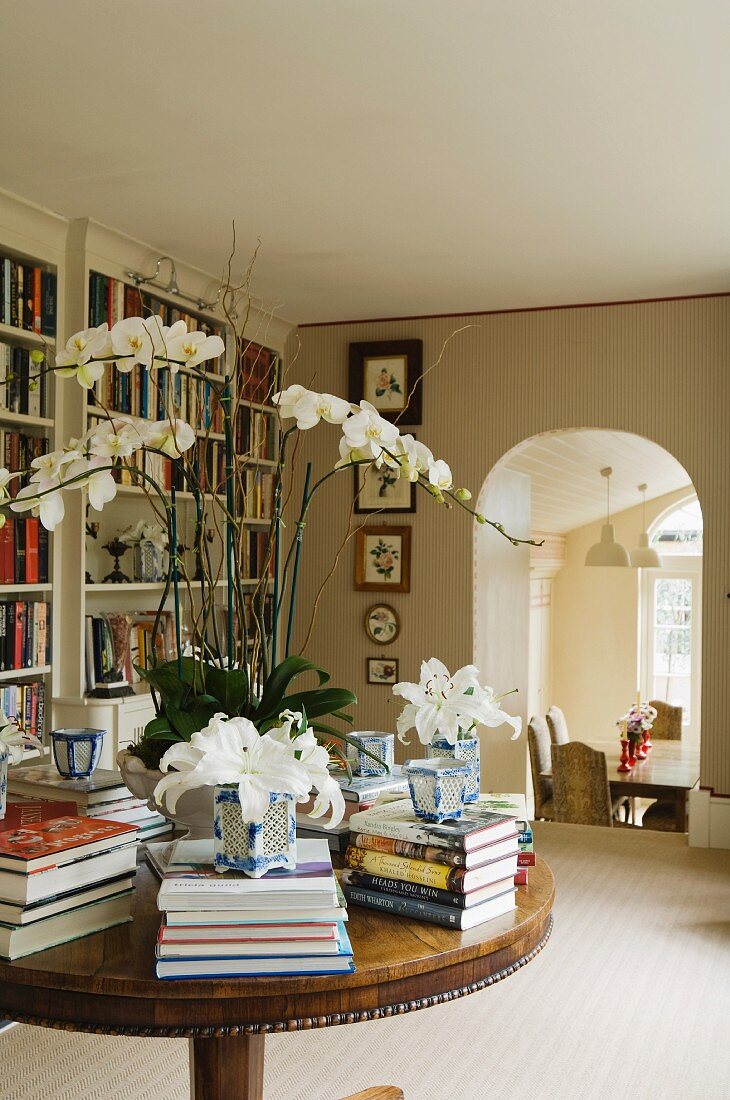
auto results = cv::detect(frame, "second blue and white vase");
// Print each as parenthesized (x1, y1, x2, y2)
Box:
(427, 735, 480, 802)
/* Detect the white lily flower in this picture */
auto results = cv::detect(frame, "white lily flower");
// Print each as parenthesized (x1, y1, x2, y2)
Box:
(154, 713, 311, 822)
(110, 317, 157, 372)
(143, 418, 196, 458)
(88, 417, 146, 460)
(428, 459, 454, 492)
(393, 658, 520, 746)
(342, 401, 400, 467)
(164, 330, 225, 372)
(10, 477, 65, 531)
(0, 712, 42, 765)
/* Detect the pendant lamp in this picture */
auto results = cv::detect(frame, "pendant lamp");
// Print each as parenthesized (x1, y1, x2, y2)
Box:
(630, 483, 662, 569)
(585, 467, 631, 567)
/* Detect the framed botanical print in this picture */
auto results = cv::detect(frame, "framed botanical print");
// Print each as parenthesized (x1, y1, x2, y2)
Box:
(354, 459, 417, 514)
(348, 339, 423, 424)
(364, 603, 400, 645)
(367, 657, 399, 685)
(355, 525, 411, 593)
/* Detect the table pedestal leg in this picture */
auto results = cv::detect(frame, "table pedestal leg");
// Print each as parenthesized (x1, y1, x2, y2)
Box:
(189, 1034, 265, 1100)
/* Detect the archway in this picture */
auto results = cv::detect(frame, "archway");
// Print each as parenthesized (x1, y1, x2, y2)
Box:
(473, 428, 701, 804)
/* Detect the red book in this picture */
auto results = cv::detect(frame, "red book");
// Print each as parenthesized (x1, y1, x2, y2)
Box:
(0, 799, 78, 832)
(25, 518, 39, 584)
(0, 520, 11, 584)
(32, 268, 42, 334)
(0, 815, 138, 874)
(14, 601, 25, 670)
(517, 851, 536, 867)
(514, 867, 529, 886)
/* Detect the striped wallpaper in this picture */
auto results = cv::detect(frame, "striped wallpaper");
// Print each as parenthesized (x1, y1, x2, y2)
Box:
(284, 295, 730, 795)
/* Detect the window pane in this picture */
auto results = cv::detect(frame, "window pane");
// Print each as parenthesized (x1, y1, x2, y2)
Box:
(654, 626, 691, 675)
(651, 499, 703, 556)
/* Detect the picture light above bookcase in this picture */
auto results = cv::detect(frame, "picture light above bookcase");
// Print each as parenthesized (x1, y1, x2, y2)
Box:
(125, 255, 231, 316)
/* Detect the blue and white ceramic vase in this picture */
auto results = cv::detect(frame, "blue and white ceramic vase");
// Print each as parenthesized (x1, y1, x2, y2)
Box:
(405, 757, 470, 823)
(51, 728, 106, 779)
(0, 746, 8, 819)
(428, 735, 481, 802)
(213, 787, 297, 877)
(348, 732, 395, 777)
(134, 539, 166, 583)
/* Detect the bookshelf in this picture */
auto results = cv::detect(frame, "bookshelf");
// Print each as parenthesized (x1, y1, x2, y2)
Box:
(50, 217, 287, 766)
(0, 191, 66, 756)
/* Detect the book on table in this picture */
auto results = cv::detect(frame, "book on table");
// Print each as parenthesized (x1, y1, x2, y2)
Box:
(348, 798, 519, 852)
(6, 765, 131, 808)
(0, 889, 134, 960)
(340, 879, 517, 931)
(339, 867, 516, 911)
(155, 838, 354, 979)
(0, 872, 136, 927)
(344, 843, 517, 893)
(0, 814, 138, 873)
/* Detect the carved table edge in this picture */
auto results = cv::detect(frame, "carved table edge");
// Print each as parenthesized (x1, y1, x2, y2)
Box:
(1, 913, 553, 1038)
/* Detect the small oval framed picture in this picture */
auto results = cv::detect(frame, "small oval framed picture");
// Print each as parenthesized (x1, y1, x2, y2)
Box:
(364, 603, 400, 646)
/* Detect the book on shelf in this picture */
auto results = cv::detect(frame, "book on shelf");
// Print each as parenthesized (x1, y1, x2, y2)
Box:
(1, 431, 49, 498)
(237, 341, 280, 405)
(340, 881, 517, 932)
(348, 797, 519, 852)
(0, 681, 46, 739)
(340, 867, 517, 911)
(0, 343, 49, 418)
(0, 600, 51, 670)
(6, 765, 131, 808)
(84, 611, 177, 693)
(0, 257, 56, 336)
(344, 842, 518, 894)
(88, 271, 224, 351)
(235, 407, 277, 461)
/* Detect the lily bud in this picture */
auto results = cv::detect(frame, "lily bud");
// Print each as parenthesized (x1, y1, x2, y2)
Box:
(455, 487, 472, 501)
(475, 513, 487, 524)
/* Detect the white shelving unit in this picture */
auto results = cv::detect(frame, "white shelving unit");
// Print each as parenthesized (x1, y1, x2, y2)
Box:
(49, 217, 288, 766)
(0, 192, 65, 749)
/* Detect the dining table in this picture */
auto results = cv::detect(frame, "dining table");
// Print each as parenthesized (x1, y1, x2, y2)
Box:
(542, 737, 700, 831)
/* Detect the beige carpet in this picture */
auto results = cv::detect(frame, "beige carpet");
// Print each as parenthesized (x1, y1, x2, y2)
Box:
(2, 823, 729, 1100)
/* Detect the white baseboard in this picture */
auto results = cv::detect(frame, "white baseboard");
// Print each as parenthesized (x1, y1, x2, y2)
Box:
(688, 787, 730, 849)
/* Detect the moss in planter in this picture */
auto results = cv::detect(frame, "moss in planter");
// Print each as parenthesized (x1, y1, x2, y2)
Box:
(127, 738, 168, 772)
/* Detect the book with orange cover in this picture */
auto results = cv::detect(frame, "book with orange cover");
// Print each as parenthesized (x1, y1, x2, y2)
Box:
(0, 815, 138, 873)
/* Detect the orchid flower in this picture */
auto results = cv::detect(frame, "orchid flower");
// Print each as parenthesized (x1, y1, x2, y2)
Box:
(164, 330, 226, 371)
(143, 418, 196, 458)
(10, 477, 65, 530)
(341, 401, 400, 467)
(55, 326, 108, 388)
(88, 417, 146, 460)
(68, 457, 118, 512)
(110, 317, 157, 372)
(428, 458, 454, 492)
(393, 658, 521, 746)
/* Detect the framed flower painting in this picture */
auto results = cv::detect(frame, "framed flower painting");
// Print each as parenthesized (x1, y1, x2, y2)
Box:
(367, 657, 399, 685)
(348, 339, 423, 424)
(364, 603, 400, 645)
(355, 525, 411, 593)
(354, 458, 417, 514)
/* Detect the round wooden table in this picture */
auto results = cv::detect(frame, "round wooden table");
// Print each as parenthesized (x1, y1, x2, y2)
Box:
(0, 860, 554, 1099)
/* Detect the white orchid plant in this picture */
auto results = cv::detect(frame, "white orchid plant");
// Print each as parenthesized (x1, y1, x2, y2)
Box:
(154, 709, 345, 826)
(0, 285, 534, 812)
(119, 519, 169, 551)
(393, 658, 522, 747)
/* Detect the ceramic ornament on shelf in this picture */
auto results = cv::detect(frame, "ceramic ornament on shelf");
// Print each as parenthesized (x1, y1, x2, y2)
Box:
(392, 658, 522, 802)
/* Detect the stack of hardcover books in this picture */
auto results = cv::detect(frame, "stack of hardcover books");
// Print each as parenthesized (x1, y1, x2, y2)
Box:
(477, 794, 534, 885)
(341, 795, 523, 930)
(296, 766, 410, 853)
(7, 764, 174, 844)
(0, 800, 137, 959)
(154, 837, 354, 980)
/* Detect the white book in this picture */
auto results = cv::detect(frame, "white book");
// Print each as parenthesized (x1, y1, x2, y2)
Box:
(0, 842, 138, 905)
(164, 905, 349, 925)
(0, 873, 136, 926)
(0, 890, 134, 960)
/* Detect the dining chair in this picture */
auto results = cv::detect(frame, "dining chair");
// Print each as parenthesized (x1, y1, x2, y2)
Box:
(642, 701, 685, 830)
(340, 1088, 404, 1099)
(547, 705, 570, 745)
(648, 700, 683, 740)
(528, 716, 554, 820)
(551, 742, 635, 828)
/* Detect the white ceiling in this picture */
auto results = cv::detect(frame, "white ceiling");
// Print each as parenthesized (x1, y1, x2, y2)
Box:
(1, 2, 729, 323)
(502, 430, 692, 534)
